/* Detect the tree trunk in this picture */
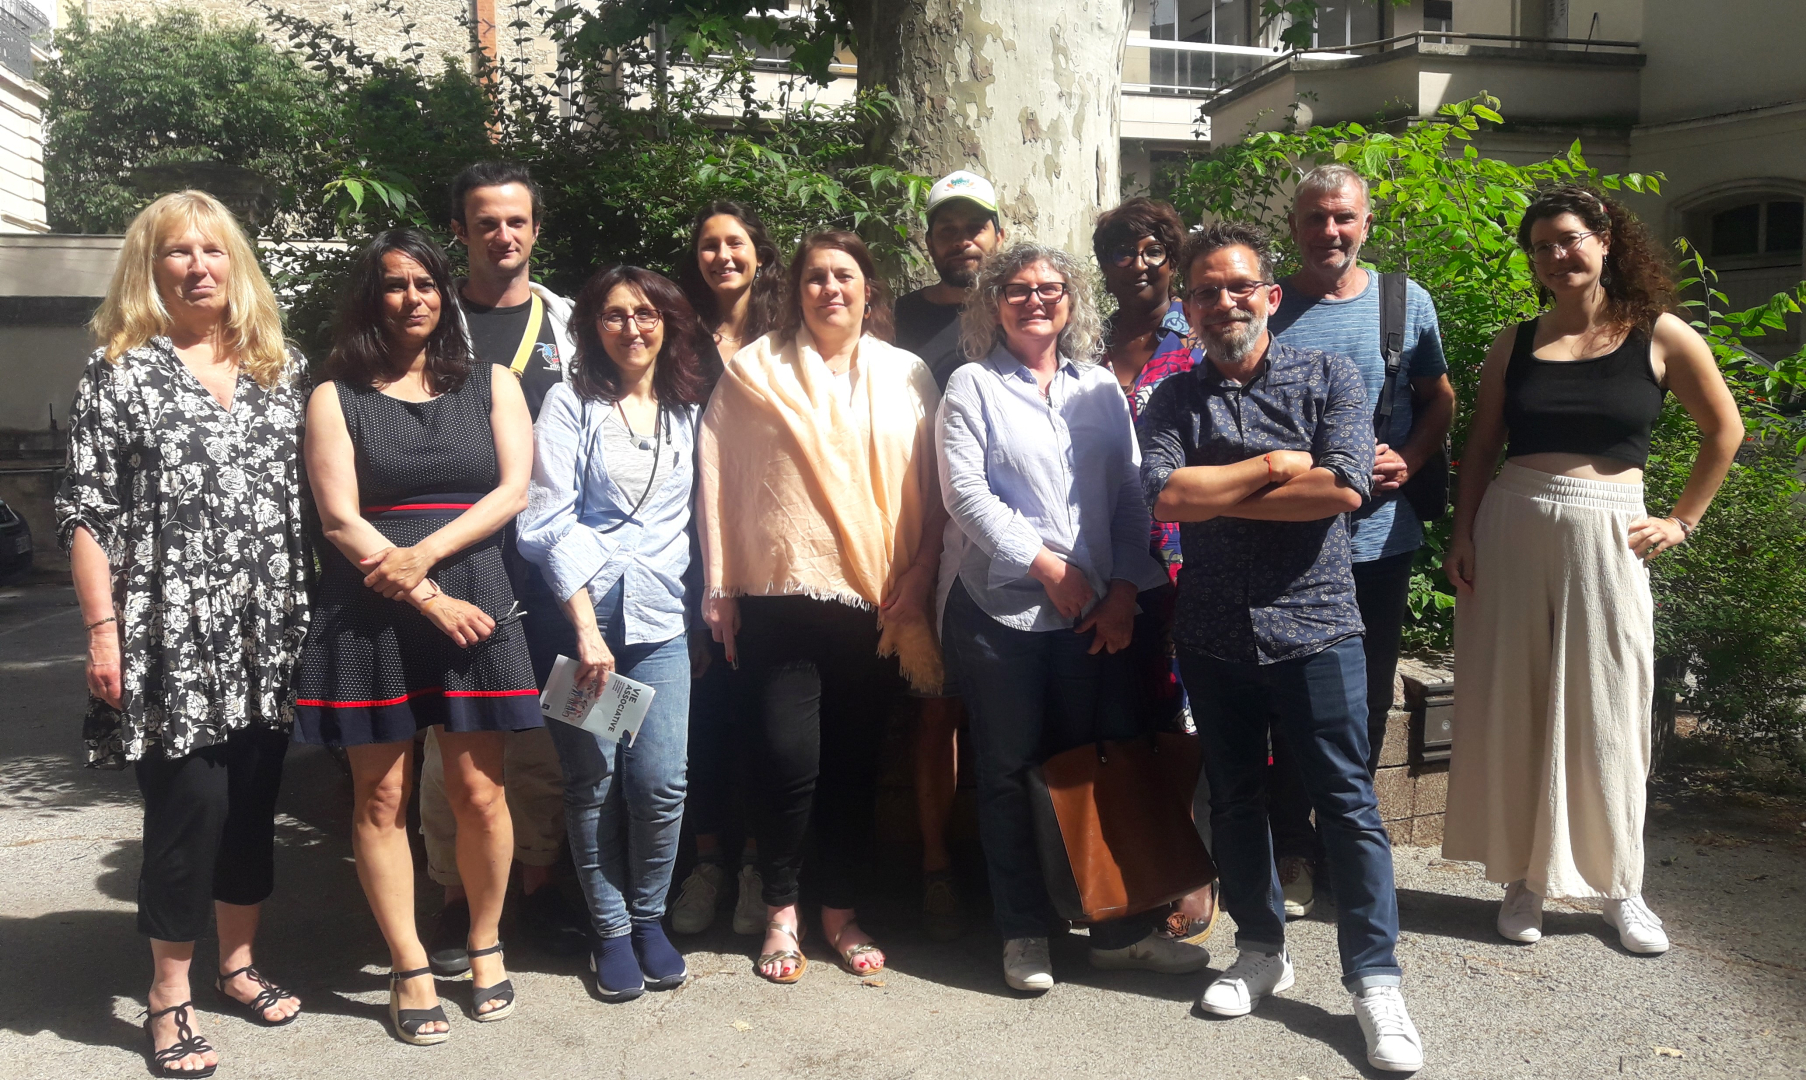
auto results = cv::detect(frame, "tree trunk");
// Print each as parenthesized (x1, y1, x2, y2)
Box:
(854, 0, 1131, 261)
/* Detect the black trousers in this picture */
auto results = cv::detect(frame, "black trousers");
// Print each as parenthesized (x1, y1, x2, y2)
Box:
(737, 595, 905, 909)
(1268, 549, 1415, 862)
(133, 725, 289, 942)
(686, 638, 757, 845)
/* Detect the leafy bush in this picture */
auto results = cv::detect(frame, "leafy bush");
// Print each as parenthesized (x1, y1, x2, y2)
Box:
(1170, 97, 1806, 755)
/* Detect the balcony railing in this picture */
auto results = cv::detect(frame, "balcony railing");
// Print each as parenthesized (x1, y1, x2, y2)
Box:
(1125, 34, 1352, 97)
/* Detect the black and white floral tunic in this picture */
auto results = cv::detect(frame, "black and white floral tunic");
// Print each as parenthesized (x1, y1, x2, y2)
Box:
(55, 338, 312, 768)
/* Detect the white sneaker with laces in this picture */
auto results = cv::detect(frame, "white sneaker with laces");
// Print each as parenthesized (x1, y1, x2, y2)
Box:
(1603, 895, 1670, 954)
(1003, 936, 1054, 992)
(731, 864, 765, 936)
(1089, 931, 1210, 974)
(669, 862, 722, 935)
(1196, 949, 1294, 1017)
(1353, 986, 1424, 1073)
(1496, 879, 1543, 943)
(1279, 857, 1315, 918)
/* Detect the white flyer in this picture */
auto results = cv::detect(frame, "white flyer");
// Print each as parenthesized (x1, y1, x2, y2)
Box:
(540, 654, 656, 745)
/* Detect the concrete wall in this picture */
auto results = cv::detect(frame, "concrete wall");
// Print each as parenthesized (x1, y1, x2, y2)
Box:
(0, 64, 45, 234)
(85, 0, 476, 68)
(1638, 0, 1803, 125)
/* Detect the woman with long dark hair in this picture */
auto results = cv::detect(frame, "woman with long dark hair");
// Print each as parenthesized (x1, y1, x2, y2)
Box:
(697, 230, 941, 983)
(1442, 185, 1743, 954)
(517, 265, 708, 1001)
(668, 201, 786, 937)
(294, 229, 539, 1043)
(677, 201, 785, 378)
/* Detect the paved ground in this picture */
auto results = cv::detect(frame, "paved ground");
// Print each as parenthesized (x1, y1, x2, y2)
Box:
(2, 582, 1803, 1080)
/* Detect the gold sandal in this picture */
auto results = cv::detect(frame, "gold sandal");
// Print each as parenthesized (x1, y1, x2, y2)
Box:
(755, 921, 808, 984)
(1166, 879, 1221, 946)
(827, 922, 886, 977)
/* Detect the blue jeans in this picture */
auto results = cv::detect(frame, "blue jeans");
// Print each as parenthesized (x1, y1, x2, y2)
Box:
(1178, 637, 1402, 991)
(544, 582, 691, 939)
(942, 580, 1154, 950)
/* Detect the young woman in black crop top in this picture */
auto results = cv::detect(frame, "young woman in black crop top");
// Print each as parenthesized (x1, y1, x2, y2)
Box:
(1441, 186, 1742, 959)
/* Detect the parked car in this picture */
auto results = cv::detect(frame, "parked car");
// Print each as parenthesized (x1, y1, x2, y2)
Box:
(0, 497, 32, 581)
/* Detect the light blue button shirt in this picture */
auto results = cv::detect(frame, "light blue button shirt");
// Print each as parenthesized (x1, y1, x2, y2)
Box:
(517, 382, 699, 646)
(936, 347, 1166, 633)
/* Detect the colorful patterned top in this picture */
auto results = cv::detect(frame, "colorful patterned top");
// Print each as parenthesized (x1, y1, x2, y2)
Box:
(1107, 306, 1199, 581)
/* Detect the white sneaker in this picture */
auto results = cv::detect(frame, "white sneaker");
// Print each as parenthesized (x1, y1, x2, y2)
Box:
(1003, 936, 1054, 992)
(1603, 896, 1670, 954)
(731, 864, 765, 936)
(669, 862, 723, 935)
(1089, 931, 1210, 974)
(1353, 986, 1425, 1073)
(1196, 949, 1294, 1017)
(1279, 857, 1315, 918)
(1496, 879, 1543, 943)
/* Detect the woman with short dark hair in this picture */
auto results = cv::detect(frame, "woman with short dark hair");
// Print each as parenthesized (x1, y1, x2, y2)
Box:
(60, 189, 308, 1077)
(517, 265, 707, 1001)
(1443, 184, 1743, 954)
(294, 228, 538, 1043)
(697, 230, 942, 983)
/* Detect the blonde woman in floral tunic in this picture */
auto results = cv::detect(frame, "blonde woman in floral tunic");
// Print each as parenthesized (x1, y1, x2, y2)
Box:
(57, 191, 309, 1078)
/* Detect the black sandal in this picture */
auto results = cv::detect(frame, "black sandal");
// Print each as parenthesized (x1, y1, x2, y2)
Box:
(466, 942, 515, 1022)
(214, 965, 300, 1027)
(143, 1000, 217, 1078)
(387, 966, 450, 1046)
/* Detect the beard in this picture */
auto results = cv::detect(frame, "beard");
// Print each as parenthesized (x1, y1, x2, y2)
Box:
(937, 259, 979, 289)
(1203, 312, 1268, 365)
(1312, 243, 1360, 278)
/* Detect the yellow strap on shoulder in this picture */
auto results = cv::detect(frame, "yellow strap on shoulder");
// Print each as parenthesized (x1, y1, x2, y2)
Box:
(509, 292, 545, 375)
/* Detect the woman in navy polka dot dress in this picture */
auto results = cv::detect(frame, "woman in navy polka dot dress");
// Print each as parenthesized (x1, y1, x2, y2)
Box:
(295, 230, 539, 1044)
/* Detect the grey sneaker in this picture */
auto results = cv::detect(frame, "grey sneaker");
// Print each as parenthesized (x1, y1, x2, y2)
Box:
(1089, 930, 1209, 974)
(731, 864, 765, 936)
(1279, 856, 1316, 918)
(669, 862, 724, 935)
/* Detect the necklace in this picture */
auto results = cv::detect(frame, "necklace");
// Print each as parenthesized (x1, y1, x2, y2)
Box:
(615, 400, 657, 450)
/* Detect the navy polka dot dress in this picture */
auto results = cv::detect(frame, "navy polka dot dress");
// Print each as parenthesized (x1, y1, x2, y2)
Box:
(294, 363, 542, 746)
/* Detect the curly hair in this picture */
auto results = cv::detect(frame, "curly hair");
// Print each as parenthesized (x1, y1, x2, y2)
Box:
(960, 242, 1105, 365)
(568, 265, 708, 407)
(777, 230, 895, 344)
(1517, 183, 1673, 333)
(1178, 220, 1277, 286)
(327, 229, 473, 394)
(1092, 197, 1187, 271)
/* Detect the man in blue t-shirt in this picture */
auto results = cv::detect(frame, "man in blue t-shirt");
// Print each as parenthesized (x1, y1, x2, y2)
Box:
(1265, 164, 1457, 919)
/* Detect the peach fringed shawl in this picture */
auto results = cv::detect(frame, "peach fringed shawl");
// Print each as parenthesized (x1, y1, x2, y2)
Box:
(697, 329, 944, 693)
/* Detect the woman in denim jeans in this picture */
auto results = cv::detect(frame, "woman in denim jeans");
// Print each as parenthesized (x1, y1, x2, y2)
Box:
(517, 265, 707, 1001)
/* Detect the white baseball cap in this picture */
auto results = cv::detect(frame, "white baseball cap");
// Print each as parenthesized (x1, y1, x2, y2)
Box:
(926, 170, 998, 220)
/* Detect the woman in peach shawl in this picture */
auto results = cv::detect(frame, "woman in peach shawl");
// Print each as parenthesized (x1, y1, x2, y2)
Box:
(697, 230, 943, 984)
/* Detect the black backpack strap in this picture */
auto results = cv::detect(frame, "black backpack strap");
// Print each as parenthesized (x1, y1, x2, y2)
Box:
(1373, 272, 1408, 440)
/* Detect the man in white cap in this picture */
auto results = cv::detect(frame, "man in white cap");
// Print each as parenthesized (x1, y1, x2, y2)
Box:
(892, 168, 1005, 942)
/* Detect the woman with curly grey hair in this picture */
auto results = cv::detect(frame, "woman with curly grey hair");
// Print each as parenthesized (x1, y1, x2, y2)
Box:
(935, 241, 1196, 992)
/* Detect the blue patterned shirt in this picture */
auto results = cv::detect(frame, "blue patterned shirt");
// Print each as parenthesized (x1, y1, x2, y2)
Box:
(1137, 340, 1374, 665)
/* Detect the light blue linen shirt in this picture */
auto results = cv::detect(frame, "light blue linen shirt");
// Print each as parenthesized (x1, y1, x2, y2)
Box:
(517, 382, 699, 646)
(936, 347, 1166, 633)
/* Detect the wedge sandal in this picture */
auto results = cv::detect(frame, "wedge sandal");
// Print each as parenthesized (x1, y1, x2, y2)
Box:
(387, 967, 450, 1046)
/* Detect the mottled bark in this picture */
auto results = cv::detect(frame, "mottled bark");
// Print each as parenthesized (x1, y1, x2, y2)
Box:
(855, 0, 1131, 259)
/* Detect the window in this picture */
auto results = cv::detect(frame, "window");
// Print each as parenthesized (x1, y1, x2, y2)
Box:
(1314, 1, 1385, 48)
(1711, 200, 1806, 261)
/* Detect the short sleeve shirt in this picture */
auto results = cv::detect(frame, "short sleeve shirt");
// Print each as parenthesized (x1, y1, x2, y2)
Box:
(893, 289, 968, 391)
(462, 293, 564, 420)
(1270, 272, 1445, 562)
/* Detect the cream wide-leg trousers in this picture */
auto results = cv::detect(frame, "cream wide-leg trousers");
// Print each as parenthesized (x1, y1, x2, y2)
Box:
(1442, 462, 1654, 900)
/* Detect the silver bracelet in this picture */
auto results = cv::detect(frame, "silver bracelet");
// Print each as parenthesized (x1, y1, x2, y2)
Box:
(1667, 515, 1694, 539)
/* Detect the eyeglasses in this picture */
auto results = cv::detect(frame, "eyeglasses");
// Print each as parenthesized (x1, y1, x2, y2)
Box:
(601, 308, 663, 333)
(1107, 242, 1169, 269)
(1529, 231, 1600, 262)
(1185, 280, 1273, 306)
(1002, 282, 1070, 305)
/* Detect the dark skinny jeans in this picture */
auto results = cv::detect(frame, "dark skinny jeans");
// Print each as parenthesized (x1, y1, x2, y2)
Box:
(736, 595, 904, 910)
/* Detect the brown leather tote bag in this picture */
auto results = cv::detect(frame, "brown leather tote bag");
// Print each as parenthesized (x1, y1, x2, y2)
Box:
(1026, 731, 1217, 923)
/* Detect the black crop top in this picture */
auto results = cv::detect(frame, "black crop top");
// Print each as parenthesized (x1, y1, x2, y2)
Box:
(1503, 319, 1665, 467)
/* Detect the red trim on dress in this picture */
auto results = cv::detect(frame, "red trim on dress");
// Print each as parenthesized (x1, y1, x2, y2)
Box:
(361, 502, 476, 513)
(297, 686, 538, 708)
